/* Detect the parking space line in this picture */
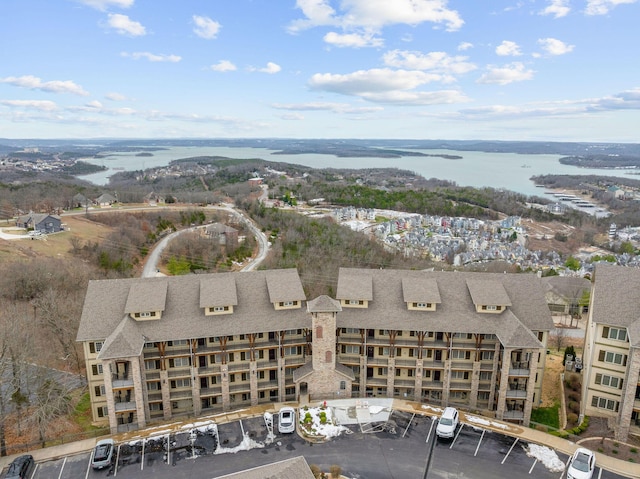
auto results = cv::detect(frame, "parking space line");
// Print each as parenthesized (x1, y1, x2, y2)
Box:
(501, 437, 519, 464)
(141, 437, 146, 471)
(529, 458, 537, 474)
(166, 433, 171, 466)
(239, 419, 245, 437)
(473, 429, 486, 457)
(85, 449, 94, 479)
(449, 424, 463, 449)
(425, 417, 436, 444)
(402, 413, 416, 438)
(114, 443, 121, 476)
(597, 467, 603, 478)
(29, 463, 38, 479)
(57, 457, 67, 479)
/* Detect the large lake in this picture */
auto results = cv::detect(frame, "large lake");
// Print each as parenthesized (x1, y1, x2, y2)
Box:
(78, 146, 636, 198)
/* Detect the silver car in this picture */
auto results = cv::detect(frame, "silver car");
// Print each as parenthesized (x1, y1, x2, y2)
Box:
(91, 438, 115, 470)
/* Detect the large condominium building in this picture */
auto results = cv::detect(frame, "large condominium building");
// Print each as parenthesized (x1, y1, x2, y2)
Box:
(76, 268, 553, 434)
(581, 263, 640, 441)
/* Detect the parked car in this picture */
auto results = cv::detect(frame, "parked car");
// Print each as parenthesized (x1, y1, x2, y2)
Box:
(4, 455, 34, 479)
(436, 407, 459, 439)
(278, 406, 296, 434)
(566, 447, 596, 479)
(91, 438, 115, 470)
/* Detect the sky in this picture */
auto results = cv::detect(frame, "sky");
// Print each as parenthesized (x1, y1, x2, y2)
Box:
(1, 0, 639, 142)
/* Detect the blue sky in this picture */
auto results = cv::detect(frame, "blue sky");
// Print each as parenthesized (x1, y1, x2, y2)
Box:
(1, 0, 639, 141)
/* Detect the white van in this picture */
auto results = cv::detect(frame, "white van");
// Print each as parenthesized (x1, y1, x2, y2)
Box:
(436, 407, 459, 439)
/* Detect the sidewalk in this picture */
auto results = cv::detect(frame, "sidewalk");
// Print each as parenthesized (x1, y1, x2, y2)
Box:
(2, 399, 638, 478)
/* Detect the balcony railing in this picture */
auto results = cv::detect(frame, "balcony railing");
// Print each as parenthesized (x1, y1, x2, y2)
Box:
(229, 383, 251, 393)
(114, 401, 136, 412)
(503, 410, 524, 420)
(199, 386, 222, 396)
(147, 392, 162, 402)
(169, 389, 193, 399)
(364, 377, 387, 386)
(395, 358, 417, 367)
(257, 380, 279, 390)
(112, 376, 134, 389)
(167, 368, 192, 378)
(506, 389, 528, 398)
(145, 371, 160, 380)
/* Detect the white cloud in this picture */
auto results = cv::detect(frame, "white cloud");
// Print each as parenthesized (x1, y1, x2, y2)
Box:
(193, 15, 221, 39)
(477, 62, 535, 85)
(0, 75, 89, 96)
(210, 60, 237, 72)
(121, 52, 181, 62)
(308, 68, 469, 105)
(457, 42, 473, 51)
(588, 88, 640, 110)
(1, 100, 58, 111)
(585, 0, 637, 15)
(105, 92, 126, 101)
(271, 102, 384, 113)
(289, 0, 463, 34)
(323, 31, 383, 48)
(540, 0, 571, 18)
(383, 50, 476, 76)
(537, 37, 574, 55)
(495, 41, 522, 56)
(279, 113, 305, 120)
(252, 62, 281, 74)
(85, 100, 103, 109)
(76, 0, 134, 11)
(107, 13, 146, 36)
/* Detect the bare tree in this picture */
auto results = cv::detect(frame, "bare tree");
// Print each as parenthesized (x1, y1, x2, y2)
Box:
(552, 326, 567, 352)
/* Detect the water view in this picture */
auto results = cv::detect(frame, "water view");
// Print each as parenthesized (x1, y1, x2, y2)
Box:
(79, 146, 636, 198)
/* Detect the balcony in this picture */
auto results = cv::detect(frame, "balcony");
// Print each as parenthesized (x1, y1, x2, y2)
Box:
(364, 357, 389, 366)
(200, 386, 222, 396)
(364, 377, 387, 387)
(394, 378, 415, 387)
(395, 358, 417, 368)
(147, 392, 162, 402)
(145, 371, 160, 380)
(229, 383, 251, 393)
(506, 389, 528, 398)
(509, 362, 530, 376)
(170, 389, 193, 399)
(421, 381, 444, 389)
(112, 375, 134, 389)
(168, 368, 192, 378)
(114, 401, 136, 412)
(450, 381, 472, 390)
(198, 365, 220, 375)
(257, 380, 279, 390)
(503, 410, 524, 420)
(227, 362, 250, 372)
(284, 356, 305, 366)
(451, 361, 474, 370)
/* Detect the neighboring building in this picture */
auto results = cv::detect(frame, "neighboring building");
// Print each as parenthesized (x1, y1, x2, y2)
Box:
(541, 276, 591, 316)
(143, 192, 165, 206)
(204, 223, 239, 249)
(212, 456, 315, 479)
(76, 268, 553, 434)
(95, 193, 117, 207)
(248, 177, 263, 186)
(72, 193, 90, 209)
(581, 263, 640, 441)
(15, 213, 63, 233)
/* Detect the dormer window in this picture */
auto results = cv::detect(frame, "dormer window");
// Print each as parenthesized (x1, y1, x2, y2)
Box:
(275, 300, 300, 310)
(349, 300, 363, 305)
(481, 305, 502, 311)
(135, 311, 156, 318)
(206, 305, 233, 316)
(341, 299, 368, 308)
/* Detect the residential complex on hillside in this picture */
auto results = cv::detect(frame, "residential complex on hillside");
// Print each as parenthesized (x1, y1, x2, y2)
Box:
(77, 268, 554, 434)
(582, 263, 640, 441)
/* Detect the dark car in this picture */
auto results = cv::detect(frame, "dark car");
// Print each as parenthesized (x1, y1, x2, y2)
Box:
(4, 455, 34, 479)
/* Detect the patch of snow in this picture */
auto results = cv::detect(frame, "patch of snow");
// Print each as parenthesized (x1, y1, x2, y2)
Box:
(524, 443, 566, 473)
(465, 414, 510, 430)
(420, 405, 443, 414)
(214, 433, 264, 454)
(300, 406, 348, 438)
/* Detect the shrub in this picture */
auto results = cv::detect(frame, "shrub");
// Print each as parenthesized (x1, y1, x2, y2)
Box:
(566, 413, 578, 424)
(535, 424, 548, 432)
(568, 392, 580, 402)
(571, 402, 581, 414)
(631, 448, 638, 454)
(310, 464, 322, 479)
(330, 465, 342, 478)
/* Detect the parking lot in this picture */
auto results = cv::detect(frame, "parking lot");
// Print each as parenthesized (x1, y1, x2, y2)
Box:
(11, 410, 631, 479)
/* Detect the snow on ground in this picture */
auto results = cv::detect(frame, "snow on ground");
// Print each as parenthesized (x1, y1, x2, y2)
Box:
(420, 405, 443, 414)
(464, 414, 511, 430)
(524, 443, 566, 472)
(300, 406, 348, 438)
(215, 433, 264, 454)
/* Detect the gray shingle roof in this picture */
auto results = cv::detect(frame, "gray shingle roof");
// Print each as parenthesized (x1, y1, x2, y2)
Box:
(402, 277, 441, 304)
(307, 295, 341, 313)
(335, 268, 552, 348)
(212, 456, 315, 479)
(336, 268, 373, 300)
(591, 263, 640, 346)
(199, 275, 238, 308)
(541, 276, 591, 300)
(266, 269, 306, 303)
(466, 279, 512, 307)
(77, 269, 309, 343)
(98, 316, 145, 360)
(124, 281, 168, 314)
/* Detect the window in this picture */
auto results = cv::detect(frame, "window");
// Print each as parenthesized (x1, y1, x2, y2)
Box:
(413, 302, 432, 308)
(149, 403, 163, 411)
(211, 306, 229, 312)
(341, 344, 360, 354)
(284, 346, 302, 356)
(89, 342, 103, 354)
(450, 391, 467, 399)
(407, 369, 414, 377)
(169, 357, 191, 368)
(348, 299, 364, 305)
(241, 372, 248, 381)
(279, 301, 297, 307)
(340, 381, 346, 390)
(451, 371, 469, 380)
(94, 385, 106, 397)
(591, 396, 619, 411)
(450, 350, 471, 360)
(316, 326, 323, 339)
(378, 368, 388, 376)
(602, 327, 627, 342)
(145, 360, 160, 370)
(479, 371, 492, 381)
(147, 382, 161, 391)
(91, 364, 103, 376)
(595, 374, 623, 389)
(97, 406, 108, 418)
(378, 347, 389, 356)
(134, 311, 156, 318)
(228, 352, 234, 362)
(598, 350, 627, 365)
(170, 378, 191, 388)
(240, 351, 246, 361)
(481, 351, 494, 361)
